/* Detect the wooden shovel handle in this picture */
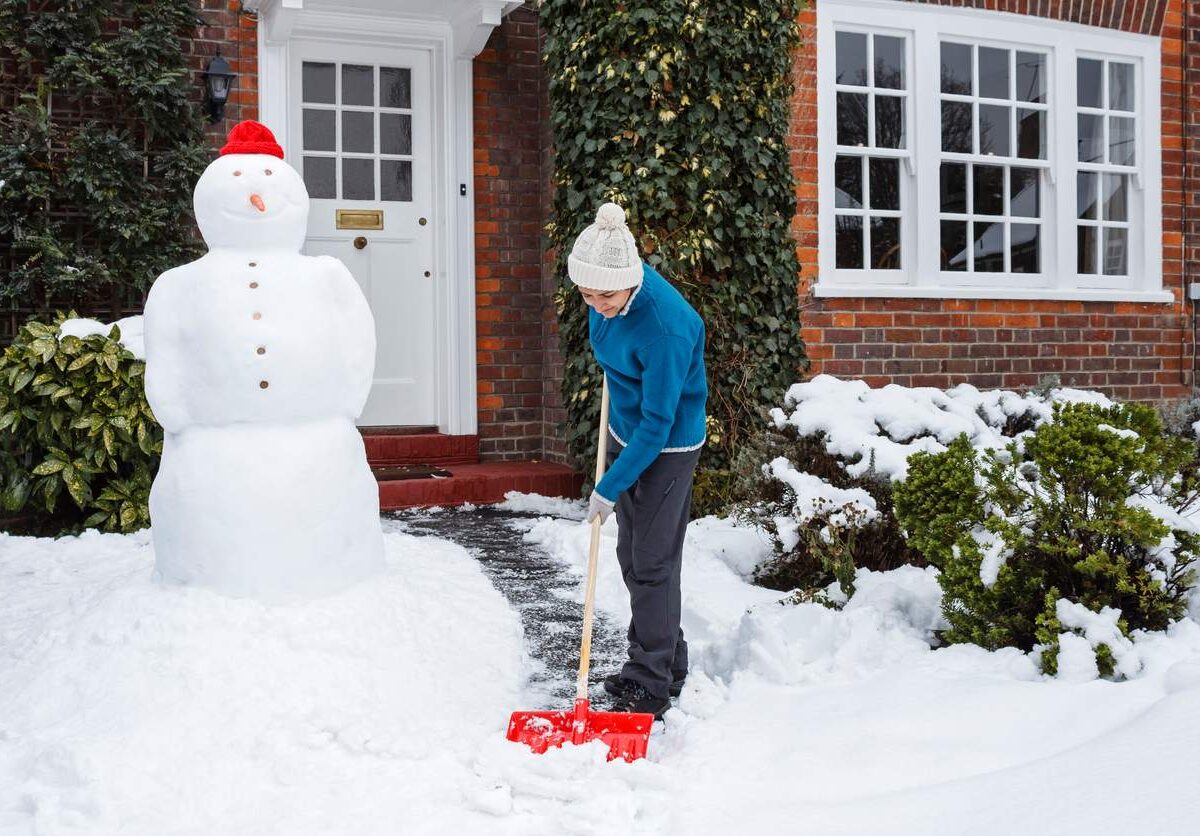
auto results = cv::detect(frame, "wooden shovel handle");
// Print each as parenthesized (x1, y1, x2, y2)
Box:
(576, 375, 610, 702)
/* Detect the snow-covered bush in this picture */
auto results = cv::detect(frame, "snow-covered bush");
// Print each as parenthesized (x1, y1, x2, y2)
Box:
(0, 315, 160, 534)
(895, 401, 1199, 675)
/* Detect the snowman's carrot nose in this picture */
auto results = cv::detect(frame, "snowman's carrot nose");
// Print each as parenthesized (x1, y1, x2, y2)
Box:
(250, 194, 266, 213)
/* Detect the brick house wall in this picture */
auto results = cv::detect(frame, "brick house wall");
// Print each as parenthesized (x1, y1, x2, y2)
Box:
(793, 0, 1198, 402)
(191, 0, 261, 150)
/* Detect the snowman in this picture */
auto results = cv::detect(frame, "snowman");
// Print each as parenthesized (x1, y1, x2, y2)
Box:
(143, 121, 385, 599)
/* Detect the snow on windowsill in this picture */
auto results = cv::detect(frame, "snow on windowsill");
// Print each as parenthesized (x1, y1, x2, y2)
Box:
(812, 284, 1176, 304)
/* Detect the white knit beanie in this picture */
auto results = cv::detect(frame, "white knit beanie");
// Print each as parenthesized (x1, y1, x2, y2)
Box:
(567, 202, 643, 291)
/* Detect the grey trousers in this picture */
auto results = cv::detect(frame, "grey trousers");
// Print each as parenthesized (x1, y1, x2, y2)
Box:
(606, 441, 702, 699)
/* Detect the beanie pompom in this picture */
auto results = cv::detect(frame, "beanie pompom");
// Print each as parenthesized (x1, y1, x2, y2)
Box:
(594, 202, 627, 231)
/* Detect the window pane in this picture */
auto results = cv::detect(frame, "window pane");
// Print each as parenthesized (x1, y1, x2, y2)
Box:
(1109, 63, 1134, 111)
(1010, 167, 1039, 218)
(381, 160, 413, 202)
(1103, 174, 1128, 222)
(836, 216, 864, 268)
(973, 165, 1004, 216)
(836, 32, 868, 86)
(303, 156, 335, 199)
(941, 42, 972, 95)
(974, 221, 1005, 272)
(835, 155, 862, 208)
(381, 113, 412, 155)
(1016, 52, 1046, 103)
(302, 109, 335, 152)
(941, 101, 973, 153)
(1109, 116, 1135, 165)
(342, 111, 374, 153)
(1017, 109, 1044, 159)
(941, 221, 968, 271)
(342, 64, 374, 107)
(979, 47, 1009, 99)
(1077, 172, 1099, 219)
(1078, 226, 1098, 274)
(1103, 227, 1128, 275)
(979, 104, 1011, 156)
(342, 158, 374, 200)
(1078, 114, 1104, 162)
(875, 95, 904, 148)
(1011, 224, 1040, 273)
(1077, 58, 1103, 108)
(940, 163, 967, 214)
(381, 66, 412, 108)
(837, 92, 868, 146)
(874, 35, 905, 89)
(869, 157, 899, 210)
(302, 62, 335, 104)
(871, 217, 901, 269)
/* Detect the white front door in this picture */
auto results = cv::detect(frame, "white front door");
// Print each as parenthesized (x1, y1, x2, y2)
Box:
(288, 42, 437, 426)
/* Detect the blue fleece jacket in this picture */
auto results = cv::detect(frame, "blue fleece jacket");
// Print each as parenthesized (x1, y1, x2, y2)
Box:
(591, 263, 707, 502)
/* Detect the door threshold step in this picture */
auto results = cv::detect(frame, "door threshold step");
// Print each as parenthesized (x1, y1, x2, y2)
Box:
(377, 461, 582, 510)
(363, 433, 479, 467)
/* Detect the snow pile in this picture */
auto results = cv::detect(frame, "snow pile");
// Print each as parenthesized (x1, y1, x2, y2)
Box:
(57, 316, 145, 360)
(495, 491, 586, 520)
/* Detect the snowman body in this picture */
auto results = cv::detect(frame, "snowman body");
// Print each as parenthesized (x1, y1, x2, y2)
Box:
(144, 139, 384, 599)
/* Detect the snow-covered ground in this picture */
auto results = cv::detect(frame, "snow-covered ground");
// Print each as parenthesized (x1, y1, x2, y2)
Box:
(4, 500, 1200, 835)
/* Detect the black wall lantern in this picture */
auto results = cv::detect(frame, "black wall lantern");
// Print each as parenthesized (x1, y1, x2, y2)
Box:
(203, 53, 236, 124)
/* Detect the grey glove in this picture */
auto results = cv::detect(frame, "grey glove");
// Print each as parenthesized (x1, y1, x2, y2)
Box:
(587, 490, 615, 524)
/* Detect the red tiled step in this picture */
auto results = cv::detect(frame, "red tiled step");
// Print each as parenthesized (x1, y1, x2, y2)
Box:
(362, 433, 479, 467)
(377, 461, 583, 510)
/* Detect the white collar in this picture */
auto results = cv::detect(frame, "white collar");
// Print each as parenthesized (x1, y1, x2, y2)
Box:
(618, 281, 643, 316)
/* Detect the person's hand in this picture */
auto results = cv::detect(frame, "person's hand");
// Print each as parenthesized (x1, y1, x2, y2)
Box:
(587, 490, 615, 524)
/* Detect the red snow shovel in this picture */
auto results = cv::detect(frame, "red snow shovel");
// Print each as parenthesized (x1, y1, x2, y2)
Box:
(506, 377, 655, 762)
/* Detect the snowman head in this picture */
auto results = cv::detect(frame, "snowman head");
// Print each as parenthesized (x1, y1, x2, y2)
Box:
(194, 121, 309, 251)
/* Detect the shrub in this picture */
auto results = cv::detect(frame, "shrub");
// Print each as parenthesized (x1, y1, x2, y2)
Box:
(0, 316, 161, 534)
(895, 402, 1199, 674)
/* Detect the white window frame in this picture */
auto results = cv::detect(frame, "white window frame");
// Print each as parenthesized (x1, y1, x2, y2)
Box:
(815, 0, 1168, 303)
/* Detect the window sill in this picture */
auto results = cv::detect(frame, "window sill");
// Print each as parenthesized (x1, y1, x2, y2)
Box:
(812, 284, 1176, 304)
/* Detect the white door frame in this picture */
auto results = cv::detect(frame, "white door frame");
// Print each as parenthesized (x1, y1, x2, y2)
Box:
(250, 0, 520, 434)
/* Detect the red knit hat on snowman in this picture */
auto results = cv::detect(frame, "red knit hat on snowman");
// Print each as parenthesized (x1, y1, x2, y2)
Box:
(219, 120, 284, 159)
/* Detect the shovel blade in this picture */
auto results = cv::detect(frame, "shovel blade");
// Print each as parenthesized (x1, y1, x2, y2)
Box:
(506, 708, 654, 762)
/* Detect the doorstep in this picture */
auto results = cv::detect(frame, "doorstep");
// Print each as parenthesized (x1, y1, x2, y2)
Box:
(377, 461, 583, 511)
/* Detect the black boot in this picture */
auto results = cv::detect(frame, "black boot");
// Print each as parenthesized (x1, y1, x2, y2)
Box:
(604, 672, 686, 699)
(610, 681, 671, 720)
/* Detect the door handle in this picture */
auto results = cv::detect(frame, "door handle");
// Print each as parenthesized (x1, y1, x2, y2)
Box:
(353, 236, 368, 249)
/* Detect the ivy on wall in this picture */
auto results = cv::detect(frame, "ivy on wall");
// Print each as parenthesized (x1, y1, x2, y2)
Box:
(0, 0, 209, 320)
(541, 0, 809, 473)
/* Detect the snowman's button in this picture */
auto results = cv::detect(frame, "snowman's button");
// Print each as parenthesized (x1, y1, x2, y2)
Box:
(249, 261, 258, 267)
(249, 281, 258, 289)
(259, 381, 269, 389)
(252, 312, 262, 320)
(256, 346, 266, 355)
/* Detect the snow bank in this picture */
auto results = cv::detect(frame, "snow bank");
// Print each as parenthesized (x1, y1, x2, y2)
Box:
(58, 315, 145, 360)
(495, 491, 586, 520)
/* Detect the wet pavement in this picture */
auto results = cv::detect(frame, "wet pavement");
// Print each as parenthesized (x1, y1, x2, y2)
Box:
(386, 506, 627, 708)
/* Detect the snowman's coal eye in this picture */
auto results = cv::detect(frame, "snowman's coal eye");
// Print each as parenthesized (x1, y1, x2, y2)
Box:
(233, 170, 242, 176)
(264, 169, 273, 176)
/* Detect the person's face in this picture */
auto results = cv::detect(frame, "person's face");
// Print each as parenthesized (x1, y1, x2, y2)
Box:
(579, 286, 633, 319)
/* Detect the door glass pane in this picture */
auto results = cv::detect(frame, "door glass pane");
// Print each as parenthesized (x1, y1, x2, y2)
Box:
(973, 221, 1004, 272)
(978, 47, 1009, 99)
(837, 92, 868, 146)
(303, 156, 335, 199)
(973, 165, 1004, 216)
(941, 221, 968, 270)
(1011, 224, 1039, 273)
(381, 67, 412, 108)
(836, 32, 868, 86)
(342, 64, 374, 107)
(869, 158, 899, 210)
(1103, 228, 1128, 275)
(1078, 226, 1098, 274)
(302, 62, 335, 104)
(940, 163, 967, 213)
(870, 217, 901, 269)
(1017, 108, 1044, 159)
(1016, 52, 1046, 103)
(1077, 114, 1104, 162)
(940, 42, 972, 95)
(1103, 174, 1128, 222)
(302, 109, 335, 152)
(342, 158, 374, 200)
(1077, 172, 1099, 219)
(1109, 63, 1134, 111)
(380, 113, 412, 156)
(342, 111, 374, 153)
(381, 160, 413, 202)
(836, 216, 864, 268)
(1109, 117, 1135, 165)
(874, 35, 905, 89)
(1010, 167, 1039, 218)
(874, 95, 904, 148)
(941, 101, 973, 153)
(835, 155, 862, 208)
(1077, 58, 1103, 108)
(979, 104, 1011, 156)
